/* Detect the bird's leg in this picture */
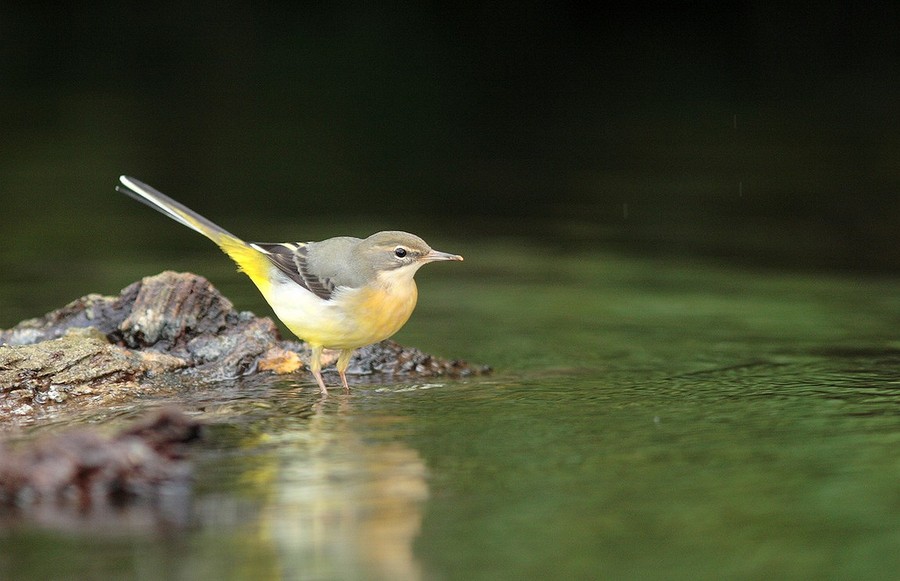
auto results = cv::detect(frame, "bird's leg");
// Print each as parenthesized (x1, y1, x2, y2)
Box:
(309, 344, 328, 395)
(336, 349, 354, 393)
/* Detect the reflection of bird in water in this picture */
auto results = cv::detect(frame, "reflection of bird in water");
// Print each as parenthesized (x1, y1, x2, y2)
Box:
(236, 395, 428, 580)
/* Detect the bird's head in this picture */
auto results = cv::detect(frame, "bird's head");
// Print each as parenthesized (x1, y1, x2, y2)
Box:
(359, 231, 463, 281)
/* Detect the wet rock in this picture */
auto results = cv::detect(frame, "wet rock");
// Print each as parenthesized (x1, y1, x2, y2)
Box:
(0, 408, 200, 513)
(0, 327, 185, 418)
(346, 340, 491, 378)
(0, 272, 489, 418)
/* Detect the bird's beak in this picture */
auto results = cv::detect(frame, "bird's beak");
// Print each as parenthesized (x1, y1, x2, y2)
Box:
(424, 249, 464, 262)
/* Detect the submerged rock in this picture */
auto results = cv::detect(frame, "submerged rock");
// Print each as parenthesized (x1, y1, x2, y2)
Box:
(0, 408, 200, 526)
(0, 272, 488, 418)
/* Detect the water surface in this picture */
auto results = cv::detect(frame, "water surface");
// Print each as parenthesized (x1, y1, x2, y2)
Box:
(1, 242, 898, 580)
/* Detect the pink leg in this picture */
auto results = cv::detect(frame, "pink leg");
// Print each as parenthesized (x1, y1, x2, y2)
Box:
(309, 344, 328, 395)
(337, 349, 353, 393)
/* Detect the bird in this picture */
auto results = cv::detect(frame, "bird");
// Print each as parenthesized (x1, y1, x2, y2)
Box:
(116, 175, 463, 394)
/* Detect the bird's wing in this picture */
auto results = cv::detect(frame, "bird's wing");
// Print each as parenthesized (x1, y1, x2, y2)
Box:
(250, 242, 335, 300)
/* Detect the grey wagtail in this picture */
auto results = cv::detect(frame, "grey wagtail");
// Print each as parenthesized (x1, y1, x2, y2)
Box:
(116, 176, 463, 394)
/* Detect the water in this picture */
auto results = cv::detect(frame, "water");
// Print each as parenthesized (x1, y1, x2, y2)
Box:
(1, 239, 899, 580)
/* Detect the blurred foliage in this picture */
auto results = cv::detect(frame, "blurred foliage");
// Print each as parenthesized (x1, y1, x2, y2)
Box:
(1, 2, 899, 271)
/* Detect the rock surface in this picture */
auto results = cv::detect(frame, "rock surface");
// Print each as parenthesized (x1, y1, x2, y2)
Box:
(0, 272, 489, 418)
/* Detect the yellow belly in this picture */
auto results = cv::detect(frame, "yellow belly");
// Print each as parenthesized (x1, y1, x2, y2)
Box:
(277, 280, 419, 350)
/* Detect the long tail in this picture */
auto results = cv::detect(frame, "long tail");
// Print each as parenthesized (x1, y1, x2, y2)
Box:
(117, 176, 273, 291)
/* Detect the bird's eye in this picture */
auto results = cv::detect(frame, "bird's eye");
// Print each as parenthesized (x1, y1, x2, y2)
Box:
(394, 247, 408, 258)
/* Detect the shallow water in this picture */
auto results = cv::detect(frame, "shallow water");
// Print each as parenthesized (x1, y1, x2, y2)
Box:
(1, 241, 899, 580)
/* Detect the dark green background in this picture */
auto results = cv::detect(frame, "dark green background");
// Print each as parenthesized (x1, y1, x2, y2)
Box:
(3, 3, 899, 271)
(2, 7, 899, 578)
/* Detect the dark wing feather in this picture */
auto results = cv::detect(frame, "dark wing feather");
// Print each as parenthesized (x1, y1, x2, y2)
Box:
(251, 242, 335, 300)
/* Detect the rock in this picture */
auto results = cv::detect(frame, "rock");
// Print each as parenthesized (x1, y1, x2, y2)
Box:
(0, 408, 200, 521)
(0, 327, 185, 418)
(0, 272, 489, 419)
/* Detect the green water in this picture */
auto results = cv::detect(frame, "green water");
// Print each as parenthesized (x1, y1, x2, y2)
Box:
(1, 239, 899, 580)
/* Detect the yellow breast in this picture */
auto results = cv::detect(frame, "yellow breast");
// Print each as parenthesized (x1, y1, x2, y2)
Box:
(271, 275, 418, 350)
(334, 279, 419, 349)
